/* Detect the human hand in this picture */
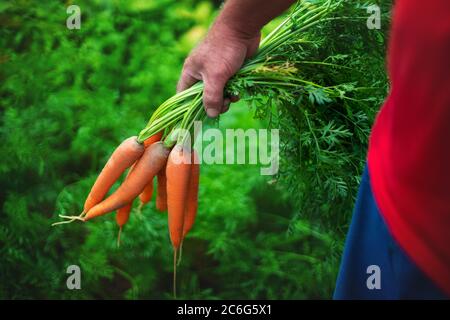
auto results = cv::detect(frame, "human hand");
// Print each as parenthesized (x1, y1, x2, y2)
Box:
(177, 24, 260, 117)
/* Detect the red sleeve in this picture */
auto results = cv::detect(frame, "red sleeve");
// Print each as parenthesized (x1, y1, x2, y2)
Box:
(368, 0, 450, 295)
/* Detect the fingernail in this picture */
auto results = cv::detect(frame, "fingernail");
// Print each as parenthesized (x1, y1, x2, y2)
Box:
(206, 108, 220, 118)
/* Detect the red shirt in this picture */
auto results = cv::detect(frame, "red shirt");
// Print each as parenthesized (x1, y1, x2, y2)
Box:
(368, 0, 450, 296)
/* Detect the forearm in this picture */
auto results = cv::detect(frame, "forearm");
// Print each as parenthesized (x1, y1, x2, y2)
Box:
(214, 0, 297, 38)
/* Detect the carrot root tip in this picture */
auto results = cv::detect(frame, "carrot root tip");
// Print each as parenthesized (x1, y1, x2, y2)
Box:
(177, 241, 183, 266)
(51, 220, 75, 226)
(52, 213, 86, 226)
(117, 227, 122, 248)
(173, 249, 177, 299)
(58, 214, 85, 221)
(136, 202, 144, 218)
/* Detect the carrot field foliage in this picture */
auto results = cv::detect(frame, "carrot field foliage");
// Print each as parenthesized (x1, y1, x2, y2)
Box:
(0, 0, 390, 299)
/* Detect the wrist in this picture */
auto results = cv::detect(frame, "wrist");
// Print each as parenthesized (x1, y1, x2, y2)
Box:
(212, 10, 261, 42)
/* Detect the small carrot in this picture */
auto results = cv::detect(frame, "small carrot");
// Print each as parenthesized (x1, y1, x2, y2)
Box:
(143, 131, 163, 148)
(53, 136, 144, 226)
(83, 142, 170, 221)
(155, 166, 168, 212)
(115, 165, 135, 247)
(138, 179, 154, 212)
(84, 136, 144, 213)
(166, 145, 191, 249)
(182, 150, 200, 238)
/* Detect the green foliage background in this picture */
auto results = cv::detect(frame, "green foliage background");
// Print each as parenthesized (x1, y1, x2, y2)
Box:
(0, 0, 390, 299)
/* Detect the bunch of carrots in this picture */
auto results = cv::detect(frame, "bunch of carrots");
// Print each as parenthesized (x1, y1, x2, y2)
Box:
(53, 132, 199, 297)
(53, 0, 346, 297)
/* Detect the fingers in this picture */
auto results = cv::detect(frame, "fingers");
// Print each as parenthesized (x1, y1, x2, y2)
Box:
(202, 72, 228, 118)
(177, 70, 199, 93)
(230, 95, 240, 103)
(178, 66, 238, 117)
(222, 98, 231, 113)
(178, 37, 246, 117)
(178, 61, 232, 117)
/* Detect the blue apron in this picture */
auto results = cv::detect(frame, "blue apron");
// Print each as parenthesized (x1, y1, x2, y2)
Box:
(333, 165, 447, 299)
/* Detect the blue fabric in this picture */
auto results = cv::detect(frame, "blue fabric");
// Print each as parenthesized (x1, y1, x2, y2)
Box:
(333, 165, 447, 300)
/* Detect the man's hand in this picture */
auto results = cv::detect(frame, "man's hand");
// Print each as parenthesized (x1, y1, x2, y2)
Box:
(177, 26, 260, 118)
(177, 0, 296, 118)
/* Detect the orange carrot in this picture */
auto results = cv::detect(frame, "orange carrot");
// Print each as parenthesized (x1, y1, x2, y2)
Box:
(166, 145, 191, 249)
(115, 165, 135, 247)
(182, 150, 200, 238)
(176, 151, 199, 267)
(84, 142, 170, 221)
(166, 146, 192, 299)
(137, 131, 163, 211)
(83, 136, 144, 213)
(143, 131, 163, 148)
(116, 202, 132, 231)
(155, 166, 168, 212)
(138, 179, 154, 208)
(166, 146, 191, 298)
(116, 203, 132, 247)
